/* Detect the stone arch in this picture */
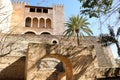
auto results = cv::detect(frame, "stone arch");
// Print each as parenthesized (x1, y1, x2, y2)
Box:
(33, 17, 38, 28)
(40, 31, 52, 35)
(46, 18, 51, 28)
(41, 32, 51, 35)
(23, 31, 37, 35)
(24, 31, 36, 35)
(40, 18, 45, 28)
(42, 54, 73, 80)
(26, 43, 73, 80)
(25, 17, 31, 27)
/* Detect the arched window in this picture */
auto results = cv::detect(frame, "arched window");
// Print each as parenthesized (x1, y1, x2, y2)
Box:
(40, 18, 45, 28)
(25, 17, 31, 27)
(33, 18, 38, 28)
(51, 39, 59, 45)
(46, 18, 51, 28)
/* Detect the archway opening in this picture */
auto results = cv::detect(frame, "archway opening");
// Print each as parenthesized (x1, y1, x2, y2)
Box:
(41, 54, 73, 80)
(41, 32, 51, 35)
(46, 18, 51, 28)
(33, 18, 38, 28)
(25, 17, 31, 27)
(24, 31, 36, 35)
(38, 58, 65, 80)
(40, 18, 45, 28)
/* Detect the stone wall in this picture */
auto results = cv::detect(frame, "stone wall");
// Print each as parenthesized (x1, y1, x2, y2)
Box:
(0, 34, 119, 80)
(0, 56, 25, 80)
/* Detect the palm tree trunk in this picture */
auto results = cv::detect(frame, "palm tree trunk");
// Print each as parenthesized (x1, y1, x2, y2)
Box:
(115, 43, 120, 57)
(76, 33, 80, 46)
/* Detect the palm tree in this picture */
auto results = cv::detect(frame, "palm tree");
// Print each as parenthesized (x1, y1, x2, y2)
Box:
(64, 15, 93, 46)
(99, 25, 120, 56)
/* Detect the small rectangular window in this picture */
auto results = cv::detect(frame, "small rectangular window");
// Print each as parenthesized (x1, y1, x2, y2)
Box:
(43, 9, 48, 13)
(30, 8, 35, 12)
(37, 8, 42, 12)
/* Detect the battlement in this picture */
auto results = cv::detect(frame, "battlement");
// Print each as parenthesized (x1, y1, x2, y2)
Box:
(12, 0, 26, 5)
(55, 4, 64, 8)
(53, 4, 64, 9)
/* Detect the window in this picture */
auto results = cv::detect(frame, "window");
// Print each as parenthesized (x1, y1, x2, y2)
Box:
(30, 8, 35, 12)
(51, 39, 59, 45)
(37, 8, 42, 12)
(43, 9, 48, 13)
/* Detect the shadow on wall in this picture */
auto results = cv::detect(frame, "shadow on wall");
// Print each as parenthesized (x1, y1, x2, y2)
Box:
(0, 57, 25, 80)
(97, 77, 120, 80)
(73, 54, 94, 80)
(46, 62, 65, 80)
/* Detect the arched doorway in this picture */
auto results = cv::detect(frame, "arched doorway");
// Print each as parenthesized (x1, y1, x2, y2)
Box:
(25, 17, 31, 27)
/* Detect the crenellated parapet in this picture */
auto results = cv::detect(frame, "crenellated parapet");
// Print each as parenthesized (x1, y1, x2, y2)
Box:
(11, 0, 26, 6)
(52, 4, 64, 10)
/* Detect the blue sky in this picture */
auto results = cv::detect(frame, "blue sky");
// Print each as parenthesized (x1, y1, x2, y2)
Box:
(21, 0, 119, 58)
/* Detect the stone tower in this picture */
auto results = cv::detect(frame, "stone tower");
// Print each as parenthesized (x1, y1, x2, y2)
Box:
(10, 1, 65, 35)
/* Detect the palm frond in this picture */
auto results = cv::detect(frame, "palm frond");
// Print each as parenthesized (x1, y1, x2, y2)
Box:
(64, 29, 74, 38)
(64, 14, 93, 45)
(80, 32, 85, 40)
(80, 26, 93, 36)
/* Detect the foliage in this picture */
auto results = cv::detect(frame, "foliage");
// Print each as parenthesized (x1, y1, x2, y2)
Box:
(115, 58, 120, 63)
(99, 25, 120, 56)
(78, 0, 113, 18)
(64, 15, 93, 46)
(115, 58, 120, 67)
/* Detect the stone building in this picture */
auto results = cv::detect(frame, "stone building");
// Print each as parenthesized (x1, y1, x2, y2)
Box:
(10, 1, 65, 35)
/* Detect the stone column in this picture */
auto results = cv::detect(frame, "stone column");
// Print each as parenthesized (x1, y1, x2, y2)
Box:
(45, 19, 46, 28)
(31, 18, 33, 27)
(38, 19, 40, 28)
